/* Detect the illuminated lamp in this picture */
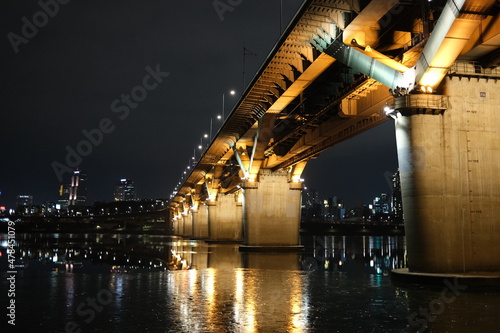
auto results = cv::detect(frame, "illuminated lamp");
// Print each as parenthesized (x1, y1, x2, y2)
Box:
(384, 105, 399, 120)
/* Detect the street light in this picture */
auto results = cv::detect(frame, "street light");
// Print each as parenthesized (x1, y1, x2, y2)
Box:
(199, 134, 209, 150)
(222, 90, 236, 120)
(210, 115, 223, 139)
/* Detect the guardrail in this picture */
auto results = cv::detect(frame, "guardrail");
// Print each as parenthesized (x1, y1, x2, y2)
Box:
(449, 61, 500, 77)
(393, 94, 448, 111)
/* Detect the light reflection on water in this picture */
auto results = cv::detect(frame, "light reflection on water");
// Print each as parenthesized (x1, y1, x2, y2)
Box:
(165, 267, 310, 332)
(0, 233, 499, 332)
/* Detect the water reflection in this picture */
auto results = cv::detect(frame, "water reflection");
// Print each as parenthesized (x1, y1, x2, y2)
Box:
(0, 233, 406, 275)
(0, 233, 169, 273)
(165, 241, 308, 331)
(165, 267, 309, 332)
(300, 235, 407, 275)
(1, 233, 498, 332)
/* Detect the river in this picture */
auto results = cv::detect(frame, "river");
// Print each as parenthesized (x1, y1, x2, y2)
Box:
(1, 233, 498, 332)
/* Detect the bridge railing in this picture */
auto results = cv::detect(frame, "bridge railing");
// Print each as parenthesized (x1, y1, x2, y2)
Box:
(392, 94, 448, 114)
(449, 61, 500, 77)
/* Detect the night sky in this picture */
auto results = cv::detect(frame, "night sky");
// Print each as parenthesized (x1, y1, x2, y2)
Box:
(0, 0, 398, 209)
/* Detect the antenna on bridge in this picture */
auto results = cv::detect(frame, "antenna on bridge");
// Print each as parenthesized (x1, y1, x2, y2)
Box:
(279, 0, 283, 36)
(243, 43, 257, 91)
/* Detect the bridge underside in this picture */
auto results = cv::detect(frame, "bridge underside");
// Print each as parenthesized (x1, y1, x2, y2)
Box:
(169, 0, 500, 272)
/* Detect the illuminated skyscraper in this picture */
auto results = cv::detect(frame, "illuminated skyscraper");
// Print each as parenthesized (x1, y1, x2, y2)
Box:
(392, 170, 403, 220)
(59, 169, 87, 209)
(68, 170, 87, 206)
(114, 179, 136, 201)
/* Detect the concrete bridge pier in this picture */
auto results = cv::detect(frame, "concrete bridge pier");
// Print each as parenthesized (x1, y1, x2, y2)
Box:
(182, 211, 193, 237)
(192, 204, 209, 239)
(172, 218, 178, 235)
(207, 193, 243, 242)
(242, 169, 303, 247)
(171, 205, 188, 237)
(177, 213, 187, 236)
(172, 214, 182, 236)
(394, 76, 500, 273)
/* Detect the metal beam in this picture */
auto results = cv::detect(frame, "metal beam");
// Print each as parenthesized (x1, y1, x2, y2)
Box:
(316, 35, 416, 90)
(416, 0, 468, 87)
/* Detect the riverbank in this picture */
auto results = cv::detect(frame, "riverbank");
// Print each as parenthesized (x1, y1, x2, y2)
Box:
(0, 220, 167, 235)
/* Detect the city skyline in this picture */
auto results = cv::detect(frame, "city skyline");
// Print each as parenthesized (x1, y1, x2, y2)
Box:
(1, 0, 397, 209)
(2, 162, 398, 212)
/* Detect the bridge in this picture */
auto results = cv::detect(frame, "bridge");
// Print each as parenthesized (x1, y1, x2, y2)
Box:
(169, 0, 500, 273)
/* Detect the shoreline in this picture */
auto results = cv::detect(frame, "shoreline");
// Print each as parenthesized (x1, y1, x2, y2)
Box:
(1, 221, 405, 236)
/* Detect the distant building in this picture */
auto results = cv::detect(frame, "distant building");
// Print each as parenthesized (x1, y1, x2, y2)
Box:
(323, 196, 345, 220)
(16, 195, 34, 215)
(302, 188, 320, 208)
(41, 202, 57, 215)
(59, 169, 87, 209)
(17, 195, 33, 207)
(392, 170, 403, 219)
(69, 170, 87, 206)
(58, 183, 70, 210)
(114, 179, 137, 202)
(372, 193, 390, 214)
(301, 189, 322, 220)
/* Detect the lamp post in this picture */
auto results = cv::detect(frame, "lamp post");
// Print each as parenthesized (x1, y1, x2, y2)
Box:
(199, 133, 209, 151)
(222, 90, 236, 120)
(210, 115, 222, 140)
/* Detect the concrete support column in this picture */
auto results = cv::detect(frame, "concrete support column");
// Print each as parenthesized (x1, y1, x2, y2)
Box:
(207, 194, 243, 241)
(394, 76, 500, 273)
(172, 217, 180, 235)
(242, 169, 303, 247)
(176, 216, 184, 236)
(167, 209, 175, 235)
(182, 211, 193, 237)
(178, 214, 186, 236)
(192, 204, 209, 239)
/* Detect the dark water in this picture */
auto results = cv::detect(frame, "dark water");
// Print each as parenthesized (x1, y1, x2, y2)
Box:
(1, 233, 499, 332)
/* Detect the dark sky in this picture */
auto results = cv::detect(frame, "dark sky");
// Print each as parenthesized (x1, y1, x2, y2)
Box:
(0, 0, 398, 209)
